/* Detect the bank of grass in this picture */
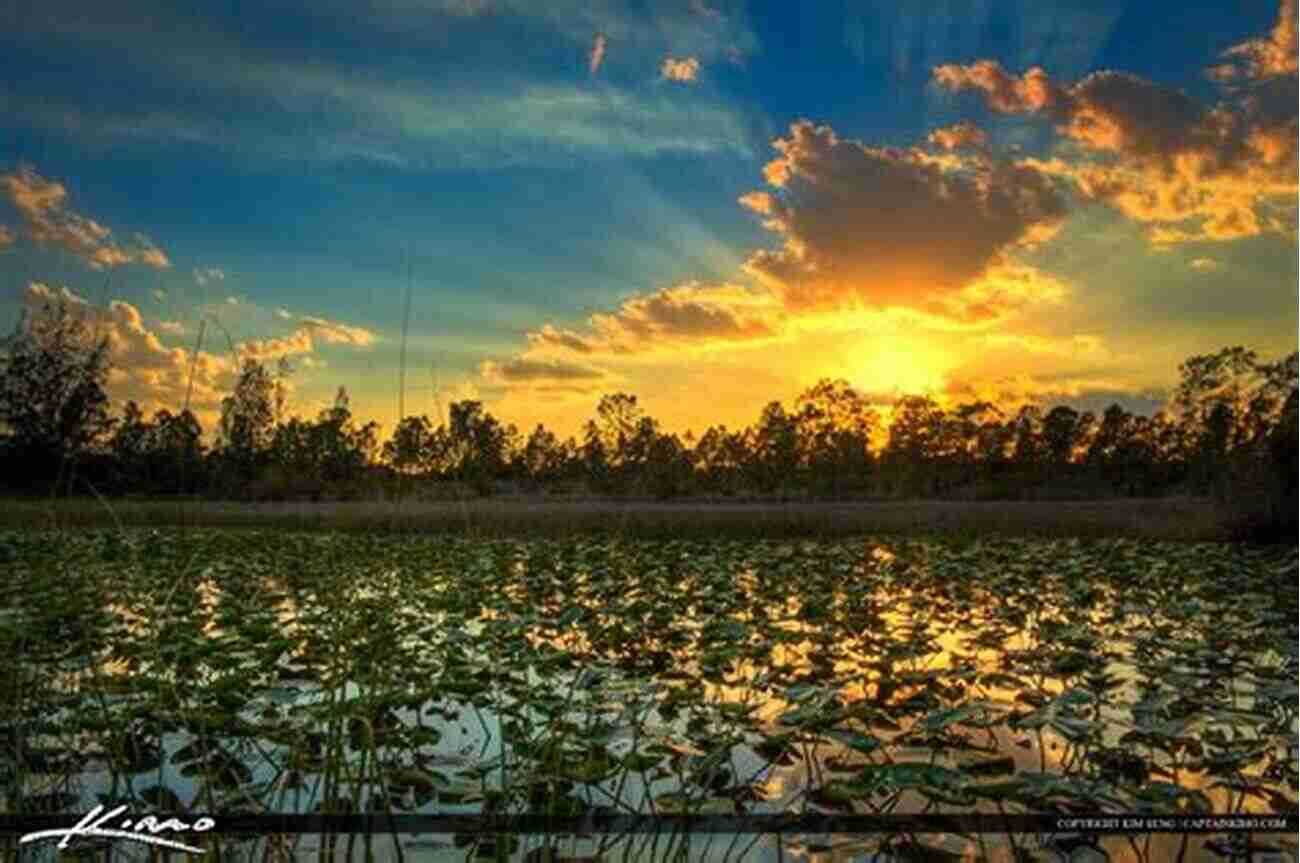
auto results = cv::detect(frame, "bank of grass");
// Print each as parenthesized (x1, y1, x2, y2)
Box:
(0, 495, 1232, 541)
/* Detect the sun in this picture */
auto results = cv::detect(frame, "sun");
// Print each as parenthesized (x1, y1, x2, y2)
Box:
(842, 337, 949, 401)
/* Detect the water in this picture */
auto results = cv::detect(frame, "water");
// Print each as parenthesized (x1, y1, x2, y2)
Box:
(2, 531, 1296, 862)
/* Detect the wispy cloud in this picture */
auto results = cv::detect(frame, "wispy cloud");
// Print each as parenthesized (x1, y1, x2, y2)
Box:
(193, 267, 225, 286)
(589, 33, 608, 75)
(2, 0, 762, 168)
(299, 316, 378, 347)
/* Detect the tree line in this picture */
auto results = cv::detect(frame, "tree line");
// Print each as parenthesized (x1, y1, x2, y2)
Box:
(1, 295, 1295, 534)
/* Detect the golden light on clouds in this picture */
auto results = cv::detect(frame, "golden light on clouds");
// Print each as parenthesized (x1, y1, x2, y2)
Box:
(934, 59, 1298, 244)
(0, 165, 172, 270)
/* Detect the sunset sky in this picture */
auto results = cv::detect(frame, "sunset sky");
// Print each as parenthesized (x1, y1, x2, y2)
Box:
(1, 0, 1296, 439)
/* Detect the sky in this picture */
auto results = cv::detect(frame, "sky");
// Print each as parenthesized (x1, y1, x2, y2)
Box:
(1, 0, 1296, 439)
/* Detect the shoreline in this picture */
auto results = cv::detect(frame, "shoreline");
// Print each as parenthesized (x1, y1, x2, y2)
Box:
(0, 496, 1233, 541)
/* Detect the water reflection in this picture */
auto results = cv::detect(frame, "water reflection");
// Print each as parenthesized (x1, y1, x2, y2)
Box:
(3, 532, 1296, 863)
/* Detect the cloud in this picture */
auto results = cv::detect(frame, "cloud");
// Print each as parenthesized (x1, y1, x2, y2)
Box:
(193, 267, 225, 286)
(1211, 0, 1297, 80)
(1190, 256, 1221, 271)
(22, 281, 236, 422)
(660, 56, 701, 82)
(528, 324, 595, 354)
(298, 315, 378, 347)
(19, 284, 386, 433)
(236, 313, 378, 361)
(927, 121, 988, 151)
(907, 264, 1070, 330)
(215, 308, 379, 365)
(0, 224, 12, 250)
(933, 61, 1065, 114)
(588, 282, 776, 348)
(528, 281, 779, 358)
(237, 328, 315, 361)
(485, 281, 780, 405)
(979, 332, 1102, 357)
(0, 0, 762, 170)
(588, 33, 608, 75)
(943, 371, 1168, 416)
(133, 236, 170, 269)
(480, 357, 607, 385)
(20, 286, 384, 417)
(690, 0, 723, 21)
(738, 120, 1067, 314)
(933, 41, 1298, 243)
(0, 165, 172, 269)
(5, 75, 757, 168)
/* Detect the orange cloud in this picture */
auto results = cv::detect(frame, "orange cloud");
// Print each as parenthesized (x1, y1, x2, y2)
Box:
(927, 121, 988, 151)
(910, 264, 1070, 330)
(739, 120, 1066, 312)
(528, 281, 779, 359)
(238, 328, 316, 361)
(589, 33, 607, 75)
(236, 314, 377, 360)
(22, 282, 235, 423)
(483, 281, 781, 408)
(0, 165, 172, 269)
(933, 61, 1065, 114)
(20, 283, 381, 430)
(527, 323, 596, 354)
(1212, 0, 1297, 80)
(934, 46, 1298, 243)
(660, 56, 701, 82)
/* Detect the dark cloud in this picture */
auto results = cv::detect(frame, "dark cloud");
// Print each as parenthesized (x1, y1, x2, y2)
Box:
(739, 120, 1067, 311)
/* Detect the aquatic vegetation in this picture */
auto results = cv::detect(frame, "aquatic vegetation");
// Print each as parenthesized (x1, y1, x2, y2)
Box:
(0, 529, 1295, 862)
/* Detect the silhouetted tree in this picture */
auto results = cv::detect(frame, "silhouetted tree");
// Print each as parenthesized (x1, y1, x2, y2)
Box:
(795, 379, 877, 497)
(383, 415, 437, 476)
(643, 432, 693, 498)
(0, 297, 114, 494)
(445, 400, 507, 496)
(883, 396, 946, 495)
(216, 358, 276, 488)
(692, 425, 745, 495)
(150, 408, 205, 493)
(516, 423, 569, 489)
(742, 402, 797, 494)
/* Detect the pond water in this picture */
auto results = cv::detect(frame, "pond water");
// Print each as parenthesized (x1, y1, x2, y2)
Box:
(1, 530, 1296, 863)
